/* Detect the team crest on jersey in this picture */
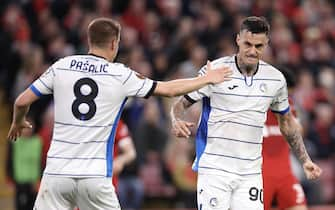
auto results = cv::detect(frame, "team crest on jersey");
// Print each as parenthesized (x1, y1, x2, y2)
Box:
(259, 83, 267, 93)
(209, 197, 218, 208)
(135, 73, 146, 80)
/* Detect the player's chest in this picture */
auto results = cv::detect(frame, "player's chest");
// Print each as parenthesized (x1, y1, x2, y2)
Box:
(211, 77, 279, 109)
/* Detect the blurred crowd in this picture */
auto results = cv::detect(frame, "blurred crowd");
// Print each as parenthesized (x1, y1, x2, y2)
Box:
(0, 0, 334, 209)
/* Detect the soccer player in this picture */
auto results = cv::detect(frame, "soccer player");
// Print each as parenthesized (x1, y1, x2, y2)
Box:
(262, 68, 307, 210)
(170, 16, 322, 210)
(7, 17, 233, 210)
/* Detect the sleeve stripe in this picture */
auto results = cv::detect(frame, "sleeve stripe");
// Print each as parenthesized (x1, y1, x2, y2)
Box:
(271, 106, 290, 115)
(122, 71, 132, 84)
(135, 79, 147, 96)
(38, 78, 52, 92)
(29, 85, 42, 97)
(184, 95, 197, 104)
(144, 81, 157, 99)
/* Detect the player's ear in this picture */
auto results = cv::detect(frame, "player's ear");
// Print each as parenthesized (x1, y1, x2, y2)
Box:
(236, 33, 240, 45)
(110, 40, 116, 51)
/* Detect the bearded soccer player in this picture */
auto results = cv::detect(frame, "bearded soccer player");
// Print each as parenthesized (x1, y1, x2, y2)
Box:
(171, 16, 321, 210)
(262, 68, 307, 210)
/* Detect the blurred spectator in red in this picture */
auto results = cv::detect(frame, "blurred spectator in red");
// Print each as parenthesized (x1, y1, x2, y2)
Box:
(307, 101, 335, 159)
(122, 0, 147, 40)
(112, 120, 136, 189)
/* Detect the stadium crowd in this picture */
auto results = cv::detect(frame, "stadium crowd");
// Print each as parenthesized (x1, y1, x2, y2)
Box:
(0, 0, 334, 209)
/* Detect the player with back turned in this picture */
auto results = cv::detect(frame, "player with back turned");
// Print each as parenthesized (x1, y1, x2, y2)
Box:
(7, 17, 233, 210)
(170, 16, 322, 210)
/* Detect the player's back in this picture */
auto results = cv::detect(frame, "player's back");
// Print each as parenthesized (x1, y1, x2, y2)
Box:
(32, 54, 153, 178)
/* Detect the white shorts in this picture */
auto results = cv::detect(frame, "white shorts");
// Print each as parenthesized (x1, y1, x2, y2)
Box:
(197, 173, 263, 210)
(34, 175, 121, 210)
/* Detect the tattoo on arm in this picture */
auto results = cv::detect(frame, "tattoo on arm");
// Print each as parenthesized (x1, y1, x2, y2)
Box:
(278, 113, 311, 164)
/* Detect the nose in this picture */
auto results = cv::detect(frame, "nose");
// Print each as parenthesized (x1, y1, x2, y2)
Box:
(248, 46, 257, 56)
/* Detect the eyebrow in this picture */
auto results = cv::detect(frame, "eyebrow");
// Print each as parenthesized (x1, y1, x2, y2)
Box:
(244, 41, 264, 48)
(244, 41, 252, 46)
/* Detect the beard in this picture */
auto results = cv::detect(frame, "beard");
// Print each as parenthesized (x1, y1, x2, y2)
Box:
(245, 63, 257, 73)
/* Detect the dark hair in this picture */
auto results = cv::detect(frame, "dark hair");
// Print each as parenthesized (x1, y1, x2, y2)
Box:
(240, 16, 270, 36)
(280, 66, 296, 88)
(87, 18, 121, 48)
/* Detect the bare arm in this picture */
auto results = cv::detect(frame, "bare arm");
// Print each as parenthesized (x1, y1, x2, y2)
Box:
(277, 111, 310, 163)
(170, 97, 194, 138)
(276, 111, 322, 179)
(154, 61, 232, 97)
(7, 88, 39, 141)
(113, 137, 136, 175)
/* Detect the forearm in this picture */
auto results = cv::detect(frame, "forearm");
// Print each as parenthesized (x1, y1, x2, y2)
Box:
(285, 130, 311, 163)
(13, 102, 30, 124)
(156, 76, 210, 97)
(280, 117, 311, 164)
(12, 88, 39, 124)
(117, 139, 136, 166)
(117, 150, 136, 166)
(170, 97, 191, 122)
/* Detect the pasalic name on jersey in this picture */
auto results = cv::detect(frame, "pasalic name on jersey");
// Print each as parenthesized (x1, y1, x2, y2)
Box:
(70, 59, 108, 73)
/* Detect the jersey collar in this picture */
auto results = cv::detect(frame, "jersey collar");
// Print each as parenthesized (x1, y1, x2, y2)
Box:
(234, 55, 259, 76)
(88, 53, 108, 61)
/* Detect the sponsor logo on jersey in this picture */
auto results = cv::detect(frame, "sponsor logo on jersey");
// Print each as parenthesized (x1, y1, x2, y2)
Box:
(228, 85, 238, 90)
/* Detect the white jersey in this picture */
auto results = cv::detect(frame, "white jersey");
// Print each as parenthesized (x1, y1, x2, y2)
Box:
(30, 54, 156, 178)
(186, 55, 289, 178)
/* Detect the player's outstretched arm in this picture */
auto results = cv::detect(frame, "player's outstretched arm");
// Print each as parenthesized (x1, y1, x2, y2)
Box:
(7, 88, 39, 141)
(154, 61, 232, 97)
(276, 111, 322, 180)
(170, 97, 194, 138)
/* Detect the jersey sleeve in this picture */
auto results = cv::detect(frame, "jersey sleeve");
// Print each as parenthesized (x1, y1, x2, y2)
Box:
(184, 65, 212, 103)
(270, 78, 290, 114)
(122, 67, 156, 98)
(30, 66, 55, 96)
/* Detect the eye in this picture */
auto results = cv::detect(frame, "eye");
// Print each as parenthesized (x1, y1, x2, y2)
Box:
(255, 44, 264, 49)
(244, 42, 252, 47)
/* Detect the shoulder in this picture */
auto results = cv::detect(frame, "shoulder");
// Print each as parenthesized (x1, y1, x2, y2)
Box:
(108, 62, 133, 75)
(199, 55, 234, 74)
(258, 60, 285, 82)
(211, 56, 235, 68)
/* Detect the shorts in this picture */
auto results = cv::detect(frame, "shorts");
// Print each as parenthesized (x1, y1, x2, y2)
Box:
(263, 173, 306, 210)
(34, 175, 121, 210)
(197, 173, 263, 210)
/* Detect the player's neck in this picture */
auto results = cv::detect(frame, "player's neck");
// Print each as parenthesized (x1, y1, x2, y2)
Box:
(236, 55, 258, 77)
(88, 48, 112, 62)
